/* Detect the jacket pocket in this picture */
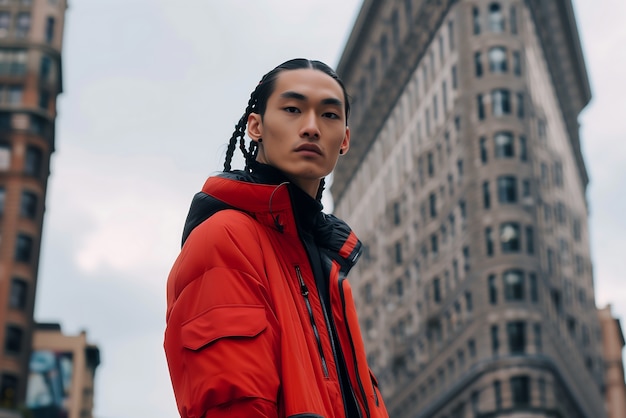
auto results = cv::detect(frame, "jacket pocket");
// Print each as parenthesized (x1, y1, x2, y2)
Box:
(181, 304, 267, 350)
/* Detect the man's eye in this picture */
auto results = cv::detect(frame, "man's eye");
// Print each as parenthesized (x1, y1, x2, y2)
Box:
(323, 112, 340, 119)
(284, 107, 300, 113)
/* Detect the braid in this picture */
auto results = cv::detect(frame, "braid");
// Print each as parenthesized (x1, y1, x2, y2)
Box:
(223, 90, 259, 172)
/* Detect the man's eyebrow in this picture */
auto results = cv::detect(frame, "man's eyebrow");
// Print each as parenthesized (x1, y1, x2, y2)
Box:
(279, 91, 344, 108)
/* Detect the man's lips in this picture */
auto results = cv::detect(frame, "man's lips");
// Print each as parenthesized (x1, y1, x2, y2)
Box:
(295, 144, 323, 155)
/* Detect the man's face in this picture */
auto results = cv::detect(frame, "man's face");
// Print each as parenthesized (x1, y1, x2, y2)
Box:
(247, 68, 350, 196)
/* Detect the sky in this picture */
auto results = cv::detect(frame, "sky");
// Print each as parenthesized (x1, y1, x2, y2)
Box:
(31, 1, 626, 417)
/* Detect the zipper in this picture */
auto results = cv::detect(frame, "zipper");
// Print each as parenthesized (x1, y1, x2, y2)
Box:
(320, 278, 362, 418)
(295, 265, 329, 378)
(339, 277, 371, 418)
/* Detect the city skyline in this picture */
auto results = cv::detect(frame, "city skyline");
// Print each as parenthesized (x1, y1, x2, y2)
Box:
(31, 1, 625, 417)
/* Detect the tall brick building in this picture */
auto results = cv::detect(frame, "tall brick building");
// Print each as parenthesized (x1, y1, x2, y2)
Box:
(0, 0, 66, 415)
(332, 0, 607, 416)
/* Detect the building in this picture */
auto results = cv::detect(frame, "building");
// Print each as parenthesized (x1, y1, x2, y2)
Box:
(332, 0, 606, 416)
(0, 0, 67, 414)
(599, 305, 626, 418)
(26, 323, 100, 418)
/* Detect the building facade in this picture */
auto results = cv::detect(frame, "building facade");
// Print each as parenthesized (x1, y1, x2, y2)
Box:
(332, 0, 606, 416)
(0, 0, 67, 414)
(599, 305, 626, 418)
(26, 323, 99, 418)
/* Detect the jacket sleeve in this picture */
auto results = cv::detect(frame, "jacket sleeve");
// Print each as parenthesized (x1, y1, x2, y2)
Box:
(164, 210, 280, 418)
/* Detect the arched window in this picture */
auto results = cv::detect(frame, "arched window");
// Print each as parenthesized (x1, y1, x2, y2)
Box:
(500, 222, 520, 252)
(488, 47, 507, 73)
(492, 89, 511, 116)
(503, 270, 524, 300)
(494, 132, 514, 158)
(488, 3, 505, 32)
(497, 176, 517, 203)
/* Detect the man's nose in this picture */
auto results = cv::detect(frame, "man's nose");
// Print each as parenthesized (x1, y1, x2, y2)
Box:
(300, 111, 320, 139)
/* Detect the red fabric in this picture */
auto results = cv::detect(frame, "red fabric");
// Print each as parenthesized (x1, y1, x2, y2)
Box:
(164, 177, 389, 418)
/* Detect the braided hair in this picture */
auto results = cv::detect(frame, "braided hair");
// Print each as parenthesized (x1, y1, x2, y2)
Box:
(223, 58, 351, 199)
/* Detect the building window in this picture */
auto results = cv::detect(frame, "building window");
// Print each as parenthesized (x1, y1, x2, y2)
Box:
(522, 179, 531, 198)
(517, 92, 525, 119)
(573, 219, 582, 241)
(0, 187, 4, 215)
(480, 137, 488, 163)
(5, 85, 23, 105)
(433, 94, 438, 121)
(0, 142, 10, 171)
(483, 181, 491, 209)
(433, 277, 441, 303)
(427, 152, 434, 177)
(448, 20, 455, 50)
(510, 6, 518, 35)
(395, 241, 402, 265)
(15, 12, 31, 38)
(0, 12, 10, 38)
(473, 7, 481, 35)
(442, 81, 448, 113)
(510, 376, 531, 406)
(507, 321, 526, 354)
(554, 161, 564, 187)
(471, 391, 479, 414)
(500, 222, 520, 252)
(491, 325, 499, 355)
(380, 34, 388, 67)
(504, 270, 524, 301)
(485, 228, 495, 258)
(477, 94, 485, 120)
(494, 132, 514, 157)
(9, 278, 27, 310)
(494, 380, 502, 409)
(39, 55, 52, 80)
(15, 233, 33, 263)
(529, 273, 538, 302)
(547, 248, 555, 275)
(451, 65, 458, 89)
(4, 325, 22, 354)
(0, 49, 27, 76)
(24, 145, 42, 177)
(39, 90, 50, 110)
(20, 190, 37, 219)
(431, 234, 438, 257)
(492, 89, 511, 116)
(474, 51, 483, 77)
(526, 226, 534, 254)
(488, 3, 504, 32)
(0, 373, 17, 408)
(541, 162, 549, 187)
(534, 323, 542, 351)
(429, 193, 437, 218)
(465, 291, 473, 312)
(556, 202, 566, 224)
(497, 176, 517, 203)
(488, 274, 497, 304)
(519, 135, 527, 161)
(488, 47, 507, 73)
(468, 338, 476, 356)
(45, 16, 55, 43)
(513, 51, 521, 75)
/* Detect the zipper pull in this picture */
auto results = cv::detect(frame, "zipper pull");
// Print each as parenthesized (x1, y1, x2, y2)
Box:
(295, 266, 309, 296)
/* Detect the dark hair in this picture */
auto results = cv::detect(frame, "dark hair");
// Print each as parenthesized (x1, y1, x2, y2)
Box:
(223, 58, 350, 175)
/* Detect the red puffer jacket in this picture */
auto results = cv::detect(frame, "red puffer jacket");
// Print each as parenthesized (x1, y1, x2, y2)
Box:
(164, 167, 388, 418)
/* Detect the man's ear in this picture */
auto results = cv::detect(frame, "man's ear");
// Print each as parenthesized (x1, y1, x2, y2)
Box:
(247, 113, 263, 141)
(340, 126, 351, 155)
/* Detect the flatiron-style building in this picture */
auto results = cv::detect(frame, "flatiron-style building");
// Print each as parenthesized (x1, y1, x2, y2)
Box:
(0, 0, 67, 415)
(332, 0, 607, 416)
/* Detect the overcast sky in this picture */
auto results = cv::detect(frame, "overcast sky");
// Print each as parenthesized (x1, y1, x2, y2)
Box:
(32, 1, 625, 417)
